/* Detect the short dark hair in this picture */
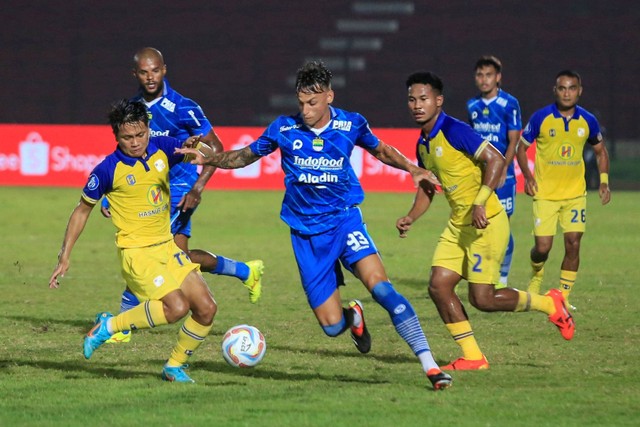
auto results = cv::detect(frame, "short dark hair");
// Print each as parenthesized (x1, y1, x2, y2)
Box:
(474, 55, 502, 73)
(405, 71, 444, 95)
(555, 69, 582, 85)
(107, 99, 149, 136)
(295, 60, 332, 94)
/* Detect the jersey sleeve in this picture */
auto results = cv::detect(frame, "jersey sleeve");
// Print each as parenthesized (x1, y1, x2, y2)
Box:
(507, 97, 523, 131)
(82, 159, 115, 204)
(521, 110, 544, 145)
(354, 113, 380, 150)
(250, 120, 280, 157)
(582, 109, 603, 145)
(443, 119, 486, 156)
(177, 97, 214, 136)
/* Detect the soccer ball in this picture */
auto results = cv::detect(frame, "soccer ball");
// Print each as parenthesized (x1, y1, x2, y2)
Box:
(221, 324, 266, 368)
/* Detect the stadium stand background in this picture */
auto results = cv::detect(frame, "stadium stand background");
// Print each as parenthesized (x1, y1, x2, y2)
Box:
(2, 1, 638, 158)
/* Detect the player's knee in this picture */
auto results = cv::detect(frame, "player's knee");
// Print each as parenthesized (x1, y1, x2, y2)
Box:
(163, 296, 190, 323)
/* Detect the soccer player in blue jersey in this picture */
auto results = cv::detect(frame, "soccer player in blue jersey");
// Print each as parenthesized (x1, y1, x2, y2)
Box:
(396, 71, 575, 371)
(49, 99, 218, 382)
(467, 56, 522, 288)
(102, 48, 263, 342)
(177, 60, 452, 390)
(516, 70, 611, 310)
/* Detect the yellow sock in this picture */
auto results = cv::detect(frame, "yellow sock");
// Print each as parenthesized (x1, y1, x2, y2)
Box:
(559, 270, 577, 299)
(167, 316, 213, 367)
(531, 260, 545, 274)
(114, 300, 168, 332)
(445, 320, 483, 360)
(514, 290, 555, 314)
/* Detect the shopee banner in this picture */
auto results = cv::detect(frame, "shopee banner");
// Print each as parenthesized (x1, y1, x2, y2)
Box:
(0, 124, 534, 192)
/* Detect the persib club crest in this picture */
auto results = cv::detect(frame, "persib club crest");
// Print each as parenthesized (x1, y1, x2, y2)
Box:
(312, 137, 324, 152)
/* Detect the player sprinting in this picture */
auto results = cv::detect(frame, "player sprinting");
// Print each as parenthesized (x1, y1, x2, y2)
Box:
(177, 60, 452, 390)
(516, 69, 611, 309)
(102, 47, 263, 343)
(467, 55, 522, 288)
(49, 99, 217, 383)
(396, 71, 575, 371)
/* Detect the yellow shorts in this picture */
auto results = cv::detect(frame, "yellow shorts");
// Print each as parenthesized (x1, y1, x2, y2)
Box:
(118, 240, 200, 301)
(533, 196, 587, 236)
(432, 210, 509, 285)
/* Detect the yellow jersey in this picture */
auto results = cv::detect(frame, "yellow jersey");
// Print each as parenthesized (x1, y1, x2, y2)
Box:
(416, 112, 503, 226)
(81, 136, 185, 248)
(521, 103, 603, 200)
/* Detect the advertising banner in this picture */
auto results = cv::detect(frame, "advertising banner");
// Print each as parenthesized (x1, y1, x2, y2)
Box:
(0, 124, 534, 192)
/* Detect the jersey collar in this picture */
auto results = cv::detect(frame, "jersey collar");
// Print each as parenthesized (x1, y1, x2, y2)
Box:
(114, 139, 160, 168)
(421, 110, 448, 142)
(551, 103, 580, 120)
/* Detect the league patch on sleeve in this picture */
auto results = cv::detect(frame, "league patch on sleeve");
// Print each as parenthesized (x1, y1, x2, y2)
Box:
(87, 174, 99, 190)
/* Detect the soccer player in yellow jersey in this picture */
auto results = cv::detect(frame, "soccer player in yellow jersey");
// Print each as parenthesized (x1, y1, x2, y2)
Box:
(49, 99, 217, 383)
(516, 70, 611, 309)
(396, 71, 575, 371)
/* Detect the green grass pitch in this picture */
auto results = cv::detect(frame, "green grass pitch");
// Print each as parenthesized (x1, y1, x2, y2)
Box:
(1, 187, 639, 426)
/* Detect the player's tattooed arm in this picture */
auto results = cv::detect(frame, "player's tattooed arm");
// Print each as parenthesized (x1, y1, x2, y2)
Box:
(212, 146, 261, 169)
(176, 144, 260, 169)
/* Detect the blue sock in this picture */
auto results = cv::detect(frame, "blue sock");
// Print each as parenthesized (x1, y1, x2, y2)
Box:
(212, 255, 250, 282)
(321, 313, 348, 337)
(371, 282, 430, 356)
(500, 233, 514, 283)
(120, 289, 140, 312)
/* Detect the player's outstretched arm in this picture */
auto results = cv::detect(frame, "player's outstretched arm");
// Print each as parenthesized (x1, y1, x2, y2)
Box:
(396, 181, 435, 238)
(180, 130, 224, 211)
(368, 140, 440, 187)
(176, 145, 260, 169)
(49, 198, 94, 289)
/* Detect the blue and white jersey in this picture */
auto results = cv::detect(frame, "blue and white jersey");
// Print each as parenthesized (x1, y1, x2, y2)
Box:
(467, 88, 522, 178)
(250, 106, 380, 235)
(132, 79, 213, 205)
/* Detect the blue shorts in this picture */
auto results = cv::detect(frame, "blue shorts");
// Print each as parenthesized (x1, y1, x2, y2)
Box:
(290, 207, 378, 309)
(495, 175, 516, 217)
(170, 205, 195, 237)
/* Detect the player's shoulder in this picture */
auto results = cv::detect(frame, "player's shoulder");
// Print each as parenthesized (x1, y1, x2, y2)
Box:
(530, 104, 555, 121)
(575, 105, 597, 121)
(441, 112, 472, 132)
(466, 95, 482, 109)
(497, 89, 519, 103)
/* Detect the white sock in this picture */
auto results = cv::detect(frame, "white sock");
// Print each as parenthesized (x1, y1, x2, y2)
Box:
(418, 351, 439, 372)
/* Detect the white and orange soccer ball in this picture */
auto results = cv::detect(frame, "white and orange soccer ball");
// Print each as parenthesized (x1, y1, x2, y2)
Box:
(221, 324, 266, 368)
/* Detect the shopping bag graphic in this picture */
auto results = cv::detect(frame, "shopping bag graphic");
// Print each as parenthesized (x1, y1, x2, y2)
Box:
(19, 132, 50, 176)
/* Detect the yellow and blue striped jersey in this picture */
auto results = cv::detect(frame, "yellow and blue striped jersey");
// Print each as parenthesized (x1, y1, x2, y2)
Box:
(521, 104, 603, 200)
(416, 112, 503, 226)
(82, 136, 185, 248)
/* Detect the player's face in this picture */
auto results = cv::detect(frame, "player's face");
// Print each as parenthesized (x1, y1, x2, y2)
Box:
(475, 65, 501, 97)
(133, 57, 167, 101)
(116, 121, 150, 158)
(554, 76, 582, 111)
(407, 84, 443, 128)
(297, 89, 334, 129)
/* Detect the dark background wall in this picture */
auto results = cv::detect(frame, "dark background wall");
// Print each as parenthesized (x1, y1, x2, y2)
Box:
(2, 1, 638, 148)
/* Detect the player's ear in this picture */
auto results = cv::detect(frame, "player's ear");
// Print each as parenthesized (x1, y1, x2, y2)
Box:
(326, 89, 334, 104)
